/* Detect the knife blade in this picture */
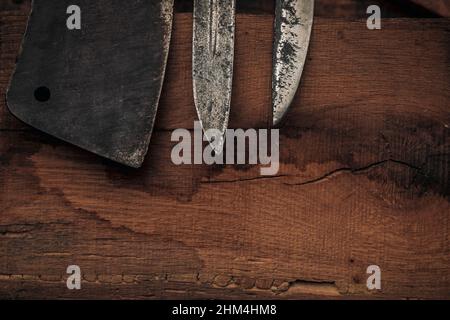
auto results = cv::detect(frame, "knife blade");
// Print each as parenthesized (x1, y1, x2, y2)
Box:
(192, 0, 236, 153)
(7, 0, 174, 168)
(272, 0, 314, 126)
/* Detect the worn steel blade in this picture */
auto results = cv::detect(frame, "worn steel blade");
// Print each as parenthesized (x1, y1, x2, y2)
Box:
(7, 0, 174, 168)
(192, 0, 236, 153)
(272, 0, 314, 126)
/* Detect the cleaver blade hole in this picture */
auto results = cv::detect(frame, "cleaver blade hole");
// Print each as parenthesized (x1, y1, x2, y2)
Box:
(34, 86, 51, 102)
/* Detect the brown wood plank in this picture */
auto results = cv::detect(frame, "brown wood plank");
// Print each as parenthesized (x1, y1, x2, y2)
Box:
(1, 0, 448, 132)
(0, 122, 449, 299)
(409, 0, 450, 17)
(2, 13, 450, 131)
(0, 7, 449, 299)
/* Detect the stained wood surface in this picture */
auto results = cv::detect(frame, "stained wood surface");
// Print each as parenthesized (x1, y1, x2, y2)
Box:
(0, 2, 449, 299)
(410, 0, 450, 17)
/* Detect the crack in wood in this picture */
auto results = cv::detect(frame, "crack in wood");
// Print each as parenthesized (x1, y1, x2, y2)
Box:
(284, 159, 425, 187)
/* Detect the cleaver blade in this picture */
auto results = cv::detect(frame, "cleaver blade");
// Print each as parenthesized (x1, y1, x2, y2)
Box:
(6, 0, 174, 168)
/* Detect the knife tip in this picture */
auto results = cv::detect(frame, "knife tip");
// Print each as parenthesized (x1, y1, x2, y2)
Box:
(205, 130, 225, 155)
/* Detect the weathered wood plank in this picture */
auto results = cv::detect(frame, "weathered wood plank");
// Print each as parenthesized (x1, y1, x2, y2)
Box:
(0, 123, 449, 299)
(410, 0, 450, 17)
(0, 5, 449, 300)
(1, 13, 449, 131)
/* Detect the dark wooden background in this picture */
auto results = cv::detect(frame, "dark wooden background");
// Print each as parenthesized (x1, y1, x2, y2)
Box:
(0, 0, 449, 299)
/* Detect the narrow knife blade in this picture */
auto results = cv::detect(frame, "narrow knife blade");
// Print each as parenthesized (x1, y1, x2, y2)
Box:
(193, 0, 236, 153)
(7, 0, 174, 168)
(272, 0, 314, 126)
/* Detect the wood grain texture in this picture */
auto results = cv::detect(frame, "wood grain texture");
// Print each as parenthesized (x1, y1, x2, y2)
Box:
(1, 3, 450, 299)
(409, 0, 450, 17)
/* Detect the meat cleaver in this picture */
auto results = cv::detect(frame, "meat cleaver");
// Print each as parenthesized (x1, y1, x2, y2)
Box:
(6, 0, 174, 168)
